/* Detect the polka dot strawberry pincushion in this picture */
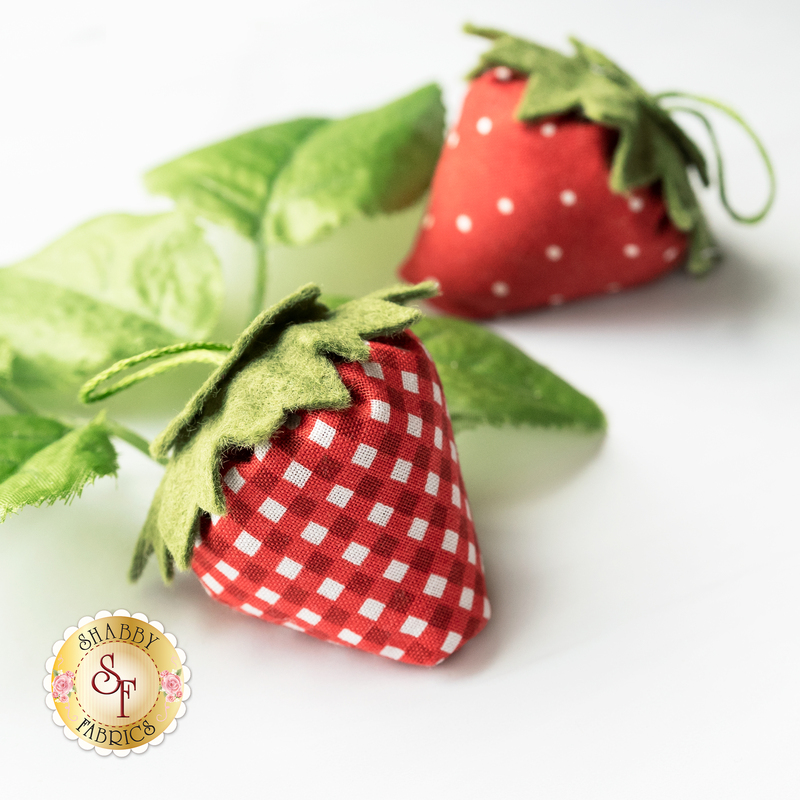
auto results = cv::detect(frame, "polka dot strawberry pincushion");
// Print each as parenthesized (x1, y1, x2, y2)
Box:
(401, 26, 773, 318)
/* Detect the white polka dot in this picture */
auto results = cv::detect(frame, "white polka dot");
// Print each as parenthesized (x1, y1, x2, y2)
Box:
(541, 122, 557, 137)
(422, 214, 434, 230)
(497, 197, 514, 215)
(549, 294, 565, 306)
(491, 281, 510, 298)
(447, 130, 460, 148)
(628, 196, 645, 213)
(545, 245, 563, 261)
(476, 116, 493, 135)
(606, 282, 622, 294)
(560, 190, 577, 207)
(663, 246, 680, 262)
(456, 215, 472, 233)
(494, 66, 514, 81)
(623, 244, 641, 258)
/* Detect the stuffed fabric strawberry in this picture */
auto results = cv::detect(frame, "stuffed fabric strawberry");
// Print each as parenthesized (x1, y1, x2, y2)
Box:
(400, 25, 774, 318)
(129, 283, 489, 666)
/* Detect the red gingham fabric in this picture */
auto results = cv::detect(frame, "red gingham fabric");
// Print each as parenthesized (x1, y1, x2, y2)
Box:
(192, 331, 489, 666)
(400, 68, 688, 318)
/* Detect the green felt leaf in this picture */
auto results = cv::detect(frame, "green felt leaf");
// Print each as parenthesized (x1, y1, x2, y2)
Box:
(0, 213, 223, 394)
(0, 413, 117, 522)
(130, 480, 173, 582)
(265, 84, 445, 246)
(465, 25, 715, 275)
(145, 118, 330, 239)
(131, 282, 437, 581)
(413, 316, 605, 433)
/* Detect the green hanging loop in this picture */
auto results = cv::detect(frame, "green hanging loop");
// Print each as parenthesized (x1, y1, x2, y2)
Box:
(80, 342, 232, 404)
(655, 91, 776, 224)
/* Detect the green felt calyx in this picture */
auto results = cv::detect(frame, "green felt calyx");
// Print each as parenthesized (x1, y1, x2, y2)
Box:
(129, 281, 437, 582)
(465, 24, 775, 276)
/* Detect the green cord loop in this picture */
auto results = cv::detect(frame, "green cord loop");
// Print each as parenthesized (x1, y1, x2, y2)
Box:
(655, 91, 776, 224)
(80, 342, 232, 404)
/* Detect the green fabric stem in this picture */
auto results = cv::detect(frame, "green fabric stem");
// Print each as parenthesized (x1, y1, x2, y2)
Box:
(654, 92, 775, 226)
(464, 24, 775, 276)
(80, 341, 231, 404)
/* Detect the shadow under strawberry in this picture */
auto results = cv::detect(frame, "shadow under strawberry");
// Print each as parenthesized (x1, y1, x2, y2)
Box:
(514, 244, 778, 334)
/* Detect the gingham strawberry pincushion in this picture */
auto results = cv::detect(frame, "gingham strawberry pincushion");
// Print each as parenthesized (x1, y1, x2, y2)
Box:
(128, 282, 489, 666)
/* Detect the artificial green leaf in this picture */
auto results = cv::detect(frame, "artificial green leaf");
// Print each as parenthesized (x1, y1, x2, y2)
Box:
(0, 416, 70, 483)
(0, 340, 13, 383)
(322, 294, 606, 433)
(413, 316, 605, 433)
(144, 86, 443, 318)
(0, 212, 223, 393)
(0, 340, 39, 415)
(265, 84, 445, 246)
(130, 282, 436, 579)
(145, 118, 330, 239)
(0, 413, 117, 522)
(145, 85, 444, 250)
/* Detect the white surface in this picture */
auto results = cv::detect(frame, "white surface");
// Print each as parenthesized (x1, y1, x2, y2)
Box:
(1, 1, 799, 797)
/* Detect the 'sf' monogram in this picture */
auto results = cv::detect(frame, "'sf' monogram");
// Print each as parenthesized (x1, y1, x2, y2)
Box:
(91, 653, 137, 718)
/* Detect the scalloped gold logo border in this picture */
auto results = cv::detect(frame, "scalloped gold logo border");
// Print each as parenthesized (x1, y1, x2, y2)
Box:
(45, 610, 190, 756)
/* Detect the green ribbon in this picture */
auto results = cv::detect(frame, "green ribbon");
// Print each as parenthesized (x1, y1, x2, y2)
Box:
(79, 342, 231, 404)
(655, 92, 776, 224)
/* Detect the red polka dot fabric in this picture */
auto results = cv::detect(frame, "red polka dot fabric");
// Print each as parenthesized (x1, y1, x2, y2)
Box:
(192, 331, 489, 666)
(400, 68, 688, 318)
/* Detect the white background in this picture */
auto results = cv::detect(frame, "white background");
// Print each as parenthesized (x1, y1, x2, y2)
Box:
(1, 1, 799, 797)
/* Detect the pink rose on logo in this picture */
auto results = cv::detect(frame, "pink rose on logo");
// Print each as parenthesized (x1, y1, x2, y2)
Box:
(53, 673, 73, 699)
(160, 671, 182, 698)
